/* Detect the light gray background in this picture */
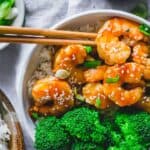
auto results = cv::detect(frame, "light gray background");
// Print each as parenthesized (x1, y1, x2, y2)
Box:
(0, 0, 149, 149)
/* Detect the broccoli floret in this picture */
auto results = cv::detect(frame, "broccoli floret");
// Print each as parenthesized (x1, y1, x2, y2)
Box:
(107, 135, 144, 150)
(34, 106, 150, 150)
(35, 116, 70, 150)
(105, 108, 150, 150)
(108, 143, 144, 150)
(114, 110, 150, 149)
(61, 107, 107, 144)
(71, 140, 103, 150)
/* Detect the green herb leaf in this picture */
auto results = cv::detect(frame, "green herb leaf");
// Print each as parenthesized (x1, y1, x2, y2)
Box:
(139, 24, 150, 36)
(106, 75, 120, 83)
(31, 112, 40, 120)
(85, 46, 93, 53)
(83, 60, 101, 68)
(95, 98, 101, 108)
(131, 2, 148, 19)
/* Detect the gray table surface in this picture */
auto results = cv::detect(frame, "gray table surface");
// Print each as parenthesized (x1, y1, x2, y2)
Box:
(0, 0, 149, 149)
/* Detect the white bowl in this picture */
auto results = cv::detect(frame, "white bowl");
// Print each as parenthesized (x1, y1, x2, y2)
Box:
(0, 0, 25, 50)
(18, 9, 150, 141)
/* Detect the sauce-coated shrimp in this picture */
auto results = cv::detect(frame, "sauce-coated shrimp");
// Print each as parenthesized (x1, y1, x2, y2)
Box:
(96, 31, 131, 65)
(103, 63, 144, 106)
(84, 65, 107, 82)
(132, 42, 150, 80)
(53, 45, 87, 84)
(104, 83, 143, 107)
(68, 68, 86, 85)
(144, 66, 150, 80)
(30, 76, 74, 116)
(99, 18, 147, 42)
(96, 18, 148, 65)
(132, 42, 150, 65)
(120, 63, 144, 83)
(53, 45, 87, 71)
(82, 83, 112, 109)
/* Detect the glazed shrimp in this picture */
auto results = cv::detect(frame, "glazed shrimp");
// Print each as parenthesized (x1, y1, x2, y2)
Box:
(53, 44, 87, 84)
(144, 66, 150, 80)
(96, 18, 148, 65)
(53, 44, 87, 71)
(99, 18, 147, 42)
(96, 30, 131, 65)
(30, 76, 74, 116)
(132, 42, 150, 80)
(82, 83, 112, 109)
(120, 63, 144, 83)
(132, 42, 150, 65)
(68, 68, 86, 85)
(84, 65, 107, 82)
(103, 83, 143, 107)
(103, 63, 144, 106)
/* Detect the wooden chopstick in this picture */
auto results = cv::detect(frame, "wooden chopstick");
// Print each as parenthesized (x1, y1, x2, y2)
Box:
(0, 35, 96, 45)
(0, 26, 97, 39)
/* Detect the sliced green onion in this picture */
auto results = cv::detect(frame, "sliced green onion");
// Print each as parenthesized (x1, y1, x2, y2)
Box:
(73, 87, 77, 95)
(139, 24, 150, 36)
(85, 46, 93, 53)
(73, 87, 85, 102)
(106, 75, 120, 83)
(31, 112, 40, 120)
(0, 19, 12, 25)
(76, 94, 85, 101)
(95, 98, 101, 108)
(126, 29, 130, 32)
(146, 82, 150, 87)
(0, 1, 12, 19)
(83, 60, 101, 68)
(131, 2, 148, 19)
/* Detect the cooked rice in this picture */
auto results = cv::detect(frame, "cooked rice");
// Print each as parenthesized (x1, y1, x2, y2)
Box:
(0, 116, 11, 150)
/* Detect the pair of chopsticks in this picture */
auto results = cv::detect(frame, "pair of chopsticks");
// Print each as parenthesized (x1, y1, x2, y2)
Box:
(0, 26, 97, 45)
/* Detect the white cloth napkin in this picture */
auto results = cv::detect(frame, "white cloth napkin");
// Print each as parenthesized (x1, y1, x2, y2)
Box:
(24, 0, 146, 28)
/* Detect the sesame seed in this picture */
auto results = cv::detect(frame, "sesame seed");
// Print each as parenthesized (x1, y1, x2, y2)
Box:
(115, 101, 119, 105)
(126, 70, 130, 74)
(54, 88, 58, 91)
(130, 74, 134, 77)
(118, 87, 122, 91)
(64, 57, 70, 61)
(121, 97, 125, 101)
(72, 54, 76, 60)
(146, 98, 150, 102)
(110, 91, 115, 97)
(121, 70, 124, 74)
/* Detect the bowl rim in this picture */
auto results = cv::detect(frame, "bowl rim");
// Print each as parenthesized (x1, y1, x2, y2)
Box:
(52, 9, 150, 29)
(0, 0, 25, 50)
(18, 9, 150, 141)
